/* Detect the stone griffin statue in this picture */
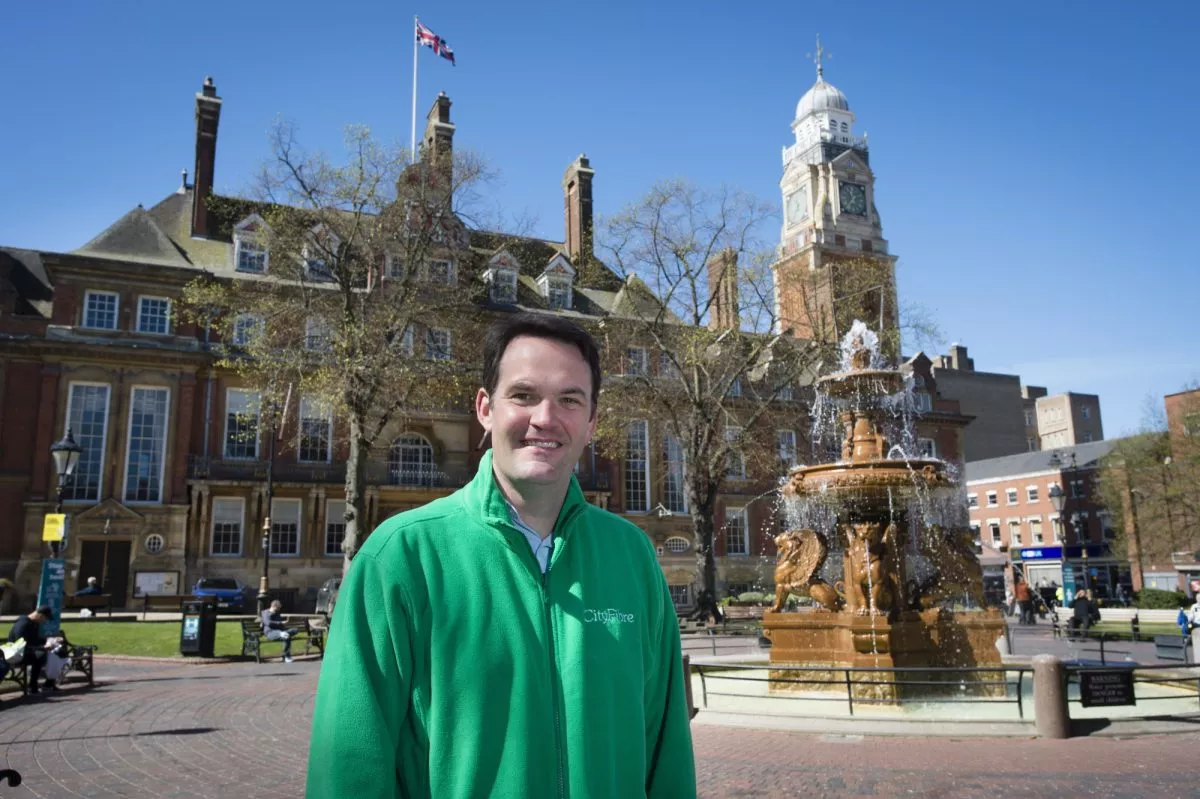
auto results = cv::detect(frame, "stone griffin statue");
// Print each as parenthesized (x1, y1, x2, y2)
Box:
(907, 524, 988, 610)
(843, 521, 899, 618)
(771, 529, 843, 612)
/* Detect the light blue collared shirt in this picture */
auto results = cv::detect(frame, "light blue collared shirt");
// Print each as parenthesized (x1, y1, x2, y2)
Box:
(506, 502, 554, 574)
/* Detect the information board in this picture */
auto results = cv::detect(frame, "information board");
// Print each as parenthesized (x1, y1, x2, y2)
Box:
(134, 570, 180, 598)
(1080, 669, 1136, 707)
(35, 558, 66, 636)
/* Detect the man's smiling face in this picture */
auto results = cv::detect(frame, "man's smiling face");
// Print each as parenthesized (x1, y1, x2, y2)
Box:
(476, 335, 597, 492)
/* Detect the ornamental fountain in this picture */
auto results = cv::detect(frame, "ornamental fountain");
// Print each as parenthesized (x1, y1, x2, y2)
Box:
(762, 321, 1006, 701)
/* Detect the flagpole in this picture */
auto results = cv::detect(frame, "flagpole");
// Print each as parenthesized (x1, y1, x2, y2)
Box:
(411, 15, 419, 162)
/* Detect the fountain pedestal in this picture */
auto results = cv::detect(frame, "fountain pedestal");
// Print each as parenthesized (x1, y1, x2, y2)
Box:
(763, 609, 1008, 701)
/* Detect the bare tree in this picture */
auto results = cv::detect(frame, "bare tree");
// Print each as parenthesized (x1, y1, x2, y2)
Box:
(591, 180, 831, 604)
(1098, 387, 1200, 579)
(183, 123, 493, 572)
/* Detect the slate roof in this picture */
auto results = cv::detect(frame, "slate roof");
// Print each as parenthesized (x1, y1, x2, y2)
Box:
(0, 247, 54, 317)
(74, 203, 194, 268)
(964, 439, 1119, 483)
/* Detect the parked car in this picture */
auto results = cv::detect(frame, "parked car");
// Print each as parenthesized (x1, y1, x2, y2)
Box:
(315, 577, 341, 618)
(192, 577, 253, 613)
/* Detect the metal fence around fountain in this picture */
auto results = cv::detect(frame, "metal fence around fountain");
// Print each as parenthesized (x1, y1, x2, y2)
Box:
(689, 661, 1034, 718)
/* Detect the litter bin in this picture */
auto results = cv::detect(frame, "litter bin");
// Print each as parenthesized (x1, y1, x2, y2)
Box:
(180, 596, 218, 657)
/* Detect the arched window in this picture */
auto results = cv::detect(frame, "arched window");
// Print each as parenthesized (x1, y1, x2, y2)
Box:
(389, 434, 435, 486)
(840, 121, 848, 133)
(664, 536, 690, 554)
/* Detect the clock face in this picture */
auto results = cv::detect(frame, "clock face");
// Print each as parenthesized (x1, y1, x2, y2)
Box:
(785, 188, 807, 224)
(839, 181, 867, 216)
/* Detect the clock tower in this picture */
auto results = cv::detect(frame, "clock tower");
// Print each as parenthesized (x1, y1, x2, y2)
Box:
(773, 38, 899, 351)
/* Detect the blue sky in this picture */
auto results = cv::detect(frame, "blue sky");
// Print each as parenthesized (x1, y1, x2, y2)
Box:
(2, 1, 1197, 437)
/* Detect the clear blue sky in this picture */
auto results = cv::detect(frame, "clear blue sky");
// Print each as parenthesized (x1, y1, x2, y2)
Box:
(2, 1, 1197, 437)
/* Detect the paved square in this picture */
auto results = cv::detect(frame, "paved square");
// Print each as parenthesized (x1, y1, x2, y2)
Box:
(0, 658, 1194, 798)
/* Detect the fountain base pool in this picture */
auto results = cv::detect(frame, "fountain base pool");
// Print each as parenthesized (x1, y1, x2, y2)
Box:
(763, 608, 1008, 701)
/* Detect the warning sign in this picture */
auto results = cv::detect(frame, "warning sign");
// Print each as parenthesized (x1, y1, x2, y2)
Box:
(42, 513, 66, 542)
(1080, 669, 1136, 707)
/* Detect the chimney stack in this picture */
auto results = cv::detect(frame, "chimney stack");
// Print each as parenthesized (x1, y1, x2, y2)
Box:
(563, 154, 594, 264)
(423, 92, 455, 163)
(191, 77, 222, 239)
(707, 249, 740, 330)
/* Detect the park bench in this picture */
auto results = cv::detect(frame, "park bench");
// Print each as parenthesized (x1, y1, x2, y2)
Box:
(0, 643, 97, 696)
(64, 594, 112, 617)
(141, 594, 197, 619)
(722, 605, 766, 622)
(1153, 634, 1191, 663)
(240, 618, 325, 663)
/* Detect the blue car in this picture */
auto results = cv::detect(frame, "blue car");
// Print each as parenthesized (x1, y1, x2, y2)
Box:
(193, 577, 253, 613)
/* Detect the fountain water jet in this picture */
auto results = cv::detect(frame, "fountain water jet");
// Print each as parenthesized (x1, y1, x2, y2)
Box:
(763, 321, 1006, 702)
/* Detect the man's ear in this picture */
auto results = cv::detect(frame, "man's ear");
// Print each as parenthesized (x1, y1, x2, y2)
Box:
(475, 388, 493, 430)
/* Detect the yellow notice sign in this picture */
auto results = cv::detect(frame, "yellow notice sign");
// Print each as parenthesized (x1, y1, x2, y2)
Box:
(42, 513, 66, 542)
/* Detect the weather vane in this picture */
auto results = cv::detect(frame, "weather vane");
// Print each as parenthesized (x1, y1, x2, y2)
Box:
(807, 35, 830, 79)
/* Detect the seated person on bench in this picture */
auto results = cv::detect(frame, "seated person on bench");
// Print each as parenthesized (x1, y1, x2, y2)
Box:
(7, 605, 63, 692)
(74, 577, 102, 597)
(261, 600, 296, 663)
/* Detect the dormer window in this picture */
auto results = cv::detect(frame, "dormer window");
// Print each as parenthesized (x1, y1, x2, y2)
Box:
(483, 250, 520, 301)
(233, 215, 270, 274)
(546, 277, 571, 310)
(488, 267, 518, 304)
(426, 259, 456, 285)
(537, 255, 576, 312)
(304, 225, 339, 282)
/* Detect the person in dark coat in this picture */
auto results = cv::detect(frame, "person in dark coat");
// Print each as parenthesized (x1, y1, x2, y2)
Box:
(1070, 590, 1101, 639)
(74, 577, 102, 597)
(7, 606, 55, 692)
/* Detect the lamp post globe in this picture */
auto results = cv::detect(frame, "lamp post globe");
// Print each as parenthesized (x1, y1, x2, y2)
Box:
(50, 429, 83, 513)
(49, 429, 83, 560)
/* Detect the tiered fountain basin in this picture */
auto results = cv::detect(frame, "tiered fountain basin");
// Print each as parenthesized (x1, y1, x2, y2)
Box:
(783, 458, 952, 505)
(763, 608, 1008, 702)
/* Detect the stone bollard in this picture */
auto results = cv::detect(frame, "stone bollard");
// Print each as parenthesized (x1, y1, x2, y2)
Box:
(1032, 654, 1070, 738)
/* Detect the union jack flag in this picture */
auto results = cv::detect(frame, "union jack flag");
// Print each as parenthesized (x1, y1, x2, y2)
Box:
(416, 19, 455, 66)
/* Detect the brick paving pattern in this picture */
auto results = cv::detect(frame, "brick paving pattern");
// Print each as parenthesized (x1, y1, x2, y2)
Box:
(0, 657, 1194, 798)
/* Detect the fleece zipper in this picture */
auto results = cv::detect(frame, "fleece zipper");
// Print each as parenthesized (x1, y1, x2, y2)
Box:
(542, 557, 567, 799)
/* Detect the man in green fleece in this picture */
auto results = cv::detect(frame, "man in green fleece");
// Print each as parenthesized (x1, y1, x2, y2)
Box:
(307, 313, 696, 798)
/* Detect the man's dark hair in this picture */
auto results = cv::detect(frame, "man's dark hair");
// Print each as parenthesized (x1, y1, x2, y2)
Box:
(35, 605, 53, 619)
(482, 313, 601, 415)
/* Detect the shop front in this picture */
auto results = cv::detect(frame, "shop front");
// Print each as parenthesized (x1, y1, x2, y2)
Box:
(1011, 544, 1125, 603)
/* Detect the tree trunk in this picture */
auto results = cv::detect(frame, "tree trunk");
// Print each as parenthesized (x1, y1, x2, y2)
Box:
(342, 414, 369, 576)
(691, 494, 718, 605)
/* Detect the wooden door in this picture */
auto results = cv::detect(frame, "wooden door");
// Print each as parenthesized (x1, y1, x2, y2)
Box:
(105, 541, 132, 608)
(78, 541, 106, 592)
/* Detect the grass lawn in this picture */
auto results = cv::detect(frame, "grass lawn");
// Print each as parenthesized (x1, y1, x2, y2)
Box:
(1087, 621, 1183, 639)
(58, 620, 251, 658)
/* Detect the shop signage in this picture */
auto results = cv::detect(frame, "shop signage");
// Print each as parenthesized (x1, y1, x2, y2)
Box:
(1017, 547, 1062, 561)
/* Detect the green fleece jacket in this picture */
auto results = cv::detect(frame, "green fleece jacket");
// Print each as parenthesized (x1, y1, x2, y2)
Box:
(306, 451, 696, 798)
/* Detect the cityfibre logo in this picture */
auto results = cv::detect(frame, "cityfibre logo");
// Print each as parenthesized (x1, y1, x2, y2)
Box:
(584, 608, 635, 625)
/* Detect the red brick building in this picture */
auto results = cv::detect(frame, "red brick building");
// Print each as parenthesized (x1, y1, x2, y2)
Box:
(0, 73, 969, 612)
(965, 441, 1123, 600)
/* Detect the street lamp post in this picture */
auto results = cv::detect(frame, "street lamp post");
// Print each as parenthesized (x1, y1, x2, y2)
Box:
(1049, 477, 1090, 599)
(49, 429, 83, 557)
(257, 425, 277, 617)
